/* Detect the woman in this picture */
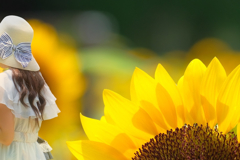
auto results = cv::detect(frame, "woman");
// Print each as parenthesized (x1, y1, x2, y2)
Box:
(0, 15, 60, 159)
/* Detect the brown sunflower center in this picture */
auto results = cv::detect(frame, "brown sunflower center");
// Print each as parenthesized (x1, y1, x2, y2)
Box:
(132, 124, 240, 160)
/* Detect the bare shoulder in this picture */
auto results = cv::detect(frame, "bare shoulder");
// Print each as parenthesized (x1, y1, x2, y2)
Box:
(0, 103, 14, 119)
(0, 103, 12, 111)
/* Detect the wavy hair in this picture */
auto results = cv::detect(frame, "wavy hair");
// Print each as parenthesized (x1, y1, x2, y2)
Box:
(11, 68, 46, 126)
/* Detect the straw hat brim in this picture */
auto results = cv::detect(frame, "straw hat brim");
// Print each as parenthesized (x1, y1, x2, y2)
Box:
(0, 52, 40, 71)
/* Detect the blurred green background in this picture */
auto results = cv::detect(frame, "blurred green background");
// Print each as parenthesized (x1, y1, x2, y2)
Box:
(1, 1, 240, 159)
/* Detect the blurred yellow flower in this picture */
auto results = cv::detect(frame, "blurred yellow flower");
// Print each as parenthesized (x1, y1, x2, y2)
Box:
(67, 57, 240, 159)
(28, 19, 86, 159)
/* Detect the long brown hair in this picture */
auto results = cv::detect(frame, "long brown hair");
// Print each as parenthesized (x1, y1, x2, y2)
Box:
(11, 68, 46, 125)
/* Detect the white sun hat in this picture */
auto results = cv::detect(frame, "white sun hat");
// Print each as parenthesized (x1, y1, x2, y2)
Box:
(0, 15, 40, 71)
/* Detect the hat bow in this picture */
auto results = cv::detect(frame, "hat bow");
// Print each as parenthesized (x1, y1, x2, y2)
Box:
(0, 32, 32, 68)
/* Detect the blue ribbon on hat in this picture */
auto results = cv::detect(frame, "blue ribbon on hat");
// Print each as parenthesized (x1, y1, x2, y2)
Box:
(0, 32, 32, 68)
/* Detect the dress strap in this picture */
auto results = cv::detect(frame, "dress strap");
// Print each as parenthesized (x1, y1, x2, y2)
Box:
(13, 131, 38, 143)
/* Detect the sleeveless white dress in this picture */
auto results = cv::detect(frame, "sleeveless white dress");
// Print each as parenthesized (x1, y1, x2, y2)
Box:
(0, 69, 60, 160)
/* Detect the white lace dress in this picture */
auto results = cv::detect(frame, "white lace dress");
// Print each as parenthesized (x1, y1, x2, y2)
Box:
(0, 69, 60, 160)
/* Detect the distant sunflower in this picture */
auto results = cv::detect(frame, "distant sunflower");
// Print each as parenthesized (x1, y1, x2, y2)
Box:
(28, 20, 85, 159)
(67, 57, 240, 159)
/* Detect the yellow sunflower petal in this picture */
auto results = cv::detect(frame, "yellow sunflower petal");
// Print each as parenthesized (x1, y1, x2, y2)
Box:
(100, 116, 107, 123)
(103, 89, 158, 141)
(104, 107, 116, 125)
(182, 59, 207, 125)
(80, 114, 137, 158)
(200, 57, 226, 127)
(217, 65, 240, 133)
(155, 84, 177, 128)
(132, 67, 170, 131)
(178, 76, 193, 125)
(67, 140, 128, 160)
(133, 68, 158, 107)
(177, 76, 184, 91)
(155, 64, 184, 128)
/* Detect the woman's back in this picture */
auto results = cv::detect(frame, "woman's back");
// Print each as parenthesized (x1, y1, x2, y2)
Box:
(0, 69, 60, 160)
(0, 118, 43, 160)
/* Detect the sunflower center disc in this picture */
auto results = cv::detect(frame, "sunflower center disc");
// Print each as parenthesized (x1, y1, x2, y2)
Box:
(132, 124, 240, 160)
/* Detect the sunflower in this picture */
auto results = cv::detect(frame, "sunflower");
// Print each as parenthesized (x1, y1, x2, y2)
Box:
(28, 19, 86, 159)
(67, 57, 240, 159)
